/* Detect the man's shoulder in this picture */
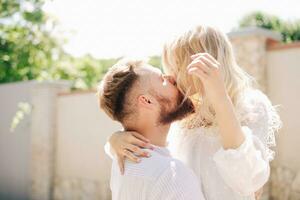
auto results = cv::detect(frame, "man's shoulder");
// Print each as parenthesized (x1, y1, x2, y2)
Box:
(110, 150, 204, 200)
(122, 150, 172, 179)
(114, 149, 196, 181)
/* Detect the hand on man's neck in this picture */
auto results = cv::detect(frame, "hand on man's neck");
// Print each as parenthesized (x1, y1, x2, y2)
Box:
(126, 122, 171, 147)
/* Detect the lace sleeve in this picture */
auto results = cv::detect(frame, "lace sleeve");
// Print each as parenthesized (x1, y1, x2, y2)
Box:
(236, 89, 283, 161)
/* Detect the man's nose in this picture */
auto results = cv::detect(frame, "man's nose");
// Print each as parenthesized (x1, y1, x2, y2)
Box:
(163, 75, 176, 86)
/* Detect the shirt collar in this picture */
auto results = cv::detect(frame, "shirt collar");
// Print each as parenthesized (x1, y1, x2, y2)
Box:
(152, 145, 171, 157)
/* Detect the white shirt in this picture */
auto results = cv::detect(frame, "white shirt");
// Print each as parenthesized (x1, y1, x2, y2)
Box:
(110, 146, 205, 200)
(167, 89, 282, 200)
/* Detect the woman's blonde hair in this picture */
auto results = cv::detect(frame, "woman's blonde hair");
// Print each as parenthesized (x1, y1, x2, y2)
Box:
(162, 25, 256, 128)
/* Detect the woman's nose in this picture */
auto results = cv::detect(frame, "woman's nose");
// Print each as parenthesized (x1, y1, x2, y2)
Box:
(163, 75, 176, 86)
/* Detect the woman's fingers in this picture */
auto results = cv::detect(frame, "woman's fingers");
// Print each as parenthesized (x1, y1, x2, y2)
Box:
(203, 53, 220, 65)
(122, 148, 140, 163)
(187, 59, 210, 74)
(131, 131, 150, 143)
(117, 146, 150, 175)
(117, 155, 125, 175)
(126, 144, 151, 157)
(188, 53, 220, 78)
(129, 135, 154, 149)
(188, 67, 208, 80)
(190, 53, 202, 60)
(199, 55, 219, 69)
(191, 53, 219, 66)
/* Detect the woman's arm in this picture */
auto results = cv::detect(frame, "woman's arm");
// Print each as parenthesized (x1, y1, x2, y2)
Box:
(213, 94, 245, 149)
(188, 53, 281, 196)
(213, 126, 270, 195)
(187, 53, 245, 149)
(105, 131, 154, 174)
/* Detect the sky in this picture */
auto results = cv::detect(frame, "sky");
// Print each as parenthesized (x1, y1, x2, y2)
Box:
(44, 0, 300, 58)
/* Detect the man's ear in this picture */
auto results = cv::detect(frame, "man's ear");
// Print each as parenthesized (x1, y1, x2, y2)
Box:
(138, 95, 153, 108)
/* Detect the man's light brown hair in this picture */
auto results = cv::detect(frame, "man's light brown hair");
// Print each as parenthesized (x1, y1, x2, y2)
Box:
(97, 59, 144, 122)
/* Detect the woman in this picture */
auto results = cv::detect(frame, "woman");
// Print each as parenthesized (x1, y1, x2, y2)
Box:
(106, 25, 282, 200)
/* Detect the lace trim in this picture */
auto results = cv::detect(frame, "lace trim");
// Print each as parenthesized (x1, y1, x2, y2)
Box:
(241, 90, 281, 140)
(236, 89, 282, 160)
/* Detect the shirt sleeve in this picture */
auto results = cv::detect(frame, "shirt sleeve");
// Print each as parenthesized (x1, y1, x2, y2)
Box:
(213, 89, 282, 196)
(149, 161, 205, 200)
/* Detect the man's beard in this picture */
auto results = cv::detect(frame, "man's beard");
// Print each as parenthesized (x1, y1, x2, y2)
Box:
(157, 92, 195, 125)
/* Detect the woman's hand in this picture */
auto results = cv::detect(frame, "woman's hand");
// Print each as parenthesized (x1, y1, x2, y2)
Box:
(188, 53, 245, 149)
(109, 131, 154, 174)
(187, 53, 228, 107)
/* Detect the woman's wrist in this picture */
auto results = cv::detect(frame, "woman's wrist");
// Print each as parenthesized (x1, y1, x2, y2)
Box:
(213, 94, 245, 149)
(211, 93, 232, 113)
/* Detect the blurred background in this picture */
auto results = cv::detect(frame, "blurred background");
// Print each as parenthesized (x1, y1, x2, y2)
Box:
(0, 0, 300, 199)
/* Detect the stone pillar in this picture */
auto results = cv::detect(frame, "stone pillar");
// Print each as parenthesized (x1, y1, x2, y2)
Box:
(29, 81, 71, 200)
(228, 27, 282, 93)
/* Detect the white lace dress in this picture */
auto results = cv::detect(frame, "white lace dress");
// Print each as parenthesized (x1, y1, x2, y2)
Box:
(167, 89, 282, 200)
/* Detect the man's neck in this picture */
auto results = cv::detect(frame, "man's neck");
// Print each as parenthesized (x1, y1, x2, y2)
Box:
(143, 124, 170, 147)
(126, 123, 171, 147)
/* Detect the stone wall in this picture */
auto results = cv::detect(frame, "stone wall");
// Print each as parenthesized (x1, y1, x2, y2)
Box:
(267, 43, 300, 200)
(270, 166, 300, 200)
(229, 27, 282, 93)
(0, 81, 36, 200)
(0, 81, 119, 200)
(52, 91, 122, 200)
(53, 177, 111, 200)
(30, 81, 71, 200)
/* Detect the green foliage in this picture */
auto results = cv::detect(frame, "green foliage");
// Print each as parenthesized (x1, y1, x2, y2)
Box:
(148, 55, 162, 70)
(239, 11, 300, 43)
(0, 0, 165, 90)
(0, 0, 20, 18)
(0, 0, 63, 83)
(46, 55, 119, 90)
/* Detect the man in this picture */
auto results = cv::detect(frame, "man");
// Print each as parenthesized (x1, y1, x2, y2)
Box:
(97, 58, 205, 200)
